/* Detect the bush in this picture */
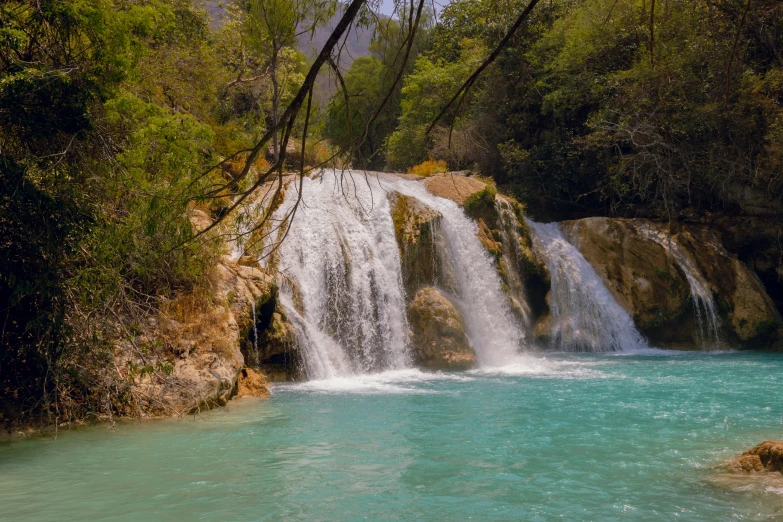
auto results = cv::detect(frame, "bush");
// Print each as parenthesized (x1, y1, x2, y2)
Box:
(408, 158, 449, 177)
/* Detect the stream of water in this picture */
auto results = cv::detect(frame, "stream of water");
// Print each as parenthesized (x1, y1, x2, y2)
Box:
(2, 352, 782, 521)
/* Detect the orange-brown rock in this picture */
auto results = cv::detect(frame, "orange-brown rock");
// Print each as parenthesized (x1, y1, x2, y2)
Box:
(234, 367, 271, 398)
(423, 172, 488, 205)
(728, 441, 783, 473)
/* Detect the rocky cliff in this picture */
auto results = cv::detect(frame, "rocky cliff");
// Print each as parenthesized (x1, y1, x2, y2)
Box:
(564, 217, 782, 349)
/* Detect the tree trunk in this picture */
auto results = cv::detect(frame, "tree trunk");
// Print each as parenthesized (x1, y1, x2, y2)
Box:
(649, 0, 656, 67)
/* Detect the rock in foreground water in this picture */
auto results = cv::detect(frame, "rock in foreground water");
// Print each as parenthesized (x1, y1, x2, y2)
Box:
(729, 441, 783, 473)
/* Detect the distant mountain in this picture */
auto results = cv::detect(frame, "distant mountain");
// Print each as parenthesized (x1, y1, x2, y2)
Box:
(200, 1, 376, 105)
(299, 12, 374, 70)
(200, 1, 374, 69)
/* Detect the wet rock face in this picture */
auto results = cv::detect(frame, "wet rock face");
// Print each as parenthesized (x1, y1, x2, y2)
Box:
(566, 217, 782, 349)
(729, 441, 783, 473)
(420, 174, 550, 326)
(408, 287, 476, 371)
(389, 192, 447, 295)
(563, 218, 693, 346)
(672, 225, 781, 348)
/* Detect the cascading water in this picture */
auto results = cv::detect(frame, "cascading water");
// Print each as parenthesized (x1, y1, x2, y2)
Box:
(268, 173, 411, 379)
(251, 301, 259, 366)
(388, 178, 527, 366)
(264, 171, 528, 378)
(635, 223, 722, 348)
(528, 220, 649, 352)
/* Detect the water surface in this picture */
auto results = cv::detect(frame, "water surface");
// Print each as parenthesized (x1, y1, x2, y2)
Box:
(2, 352, 782, 521)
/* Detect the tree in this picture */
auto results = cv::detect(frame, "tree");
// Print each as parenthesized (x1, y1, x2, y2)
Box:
(243, 0, 335, 162)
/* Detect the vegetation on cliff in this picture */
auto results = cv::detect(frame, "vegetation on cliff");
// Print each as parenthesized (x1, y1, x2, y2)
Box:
(0, 0, 310, 427)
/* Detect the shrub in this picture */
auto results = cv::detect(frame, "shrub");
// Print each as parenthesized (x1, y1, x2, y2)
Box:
(408, 158, 449, 177)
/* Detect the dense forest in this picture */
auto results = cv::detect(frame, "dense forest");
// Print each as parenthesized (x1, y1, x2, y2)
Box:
(1, 0, 781, 426)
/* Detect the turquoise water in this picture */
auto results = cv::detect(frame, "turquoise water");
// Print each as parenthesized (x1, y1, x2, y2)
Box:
(2, 352, 783, 521)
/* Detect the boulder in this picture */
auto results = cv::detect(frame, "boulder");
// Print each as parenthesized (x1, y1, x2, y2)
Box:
(408, 287, 476, 370)
(234, 367, 270, 398)
(389, 192, 454, 294)
(728, 441, 783, 473)
(423, 172, 488, 205)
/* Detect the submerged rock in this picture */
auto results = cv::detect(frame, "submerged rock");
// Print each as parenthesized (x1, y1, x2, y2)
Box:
(408, 287, 476, 370)
(728, 441, 783, 473)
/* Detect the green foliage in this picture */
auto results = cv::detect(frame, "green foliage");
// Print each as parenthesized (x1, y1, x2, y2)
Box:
(386, 43, 480, 170)
(390, 0, 783, 218)
(463, 184, 498, 224)
(323, 16, 430, 169)
(0, 0, 243, 426)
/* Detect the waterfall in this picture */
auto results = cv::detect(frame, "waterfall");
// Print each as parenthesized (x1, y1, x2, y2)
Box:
(268, 172, 411, 379)
(264, 171, 527, 378)
(388, 178, 527, 366)
(527, 220, 649, 352)
(251, 301, 259, 366)
(635, 223, 722, 348)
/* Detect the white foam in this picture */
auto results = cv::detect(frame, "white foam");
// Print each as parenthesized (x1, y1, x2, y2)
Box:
(277, 368, 476, 395)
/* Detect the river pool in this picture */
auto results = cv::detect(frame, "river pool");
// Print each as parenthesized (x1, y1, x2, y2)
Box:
(2, 351, 782, 521)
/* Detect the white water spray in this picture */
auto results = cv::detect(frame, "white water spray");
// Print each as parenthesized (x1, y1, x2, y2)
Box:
(380, 176, 527, 366)
(267, 171, 528, 378)
(251, 301, 259, 366)
(528, 220, 649, 352)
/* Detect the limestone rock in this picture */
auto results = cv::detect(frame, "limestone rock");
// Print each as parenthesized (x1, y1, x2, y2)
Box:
(728, 441, 783, 473)
(234, 367, 271, 398)
(673, 225, 782, 347)
(408, 287, 475, 370)
(562, 218, 692, 346)
(124, 258, 282, 415)
(389, 192, 453, 294)
(423, 172, 488, 205)
(703, 216, 782, 320)
(189, 208, 213, 232)
(565, 217, 782, 348)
